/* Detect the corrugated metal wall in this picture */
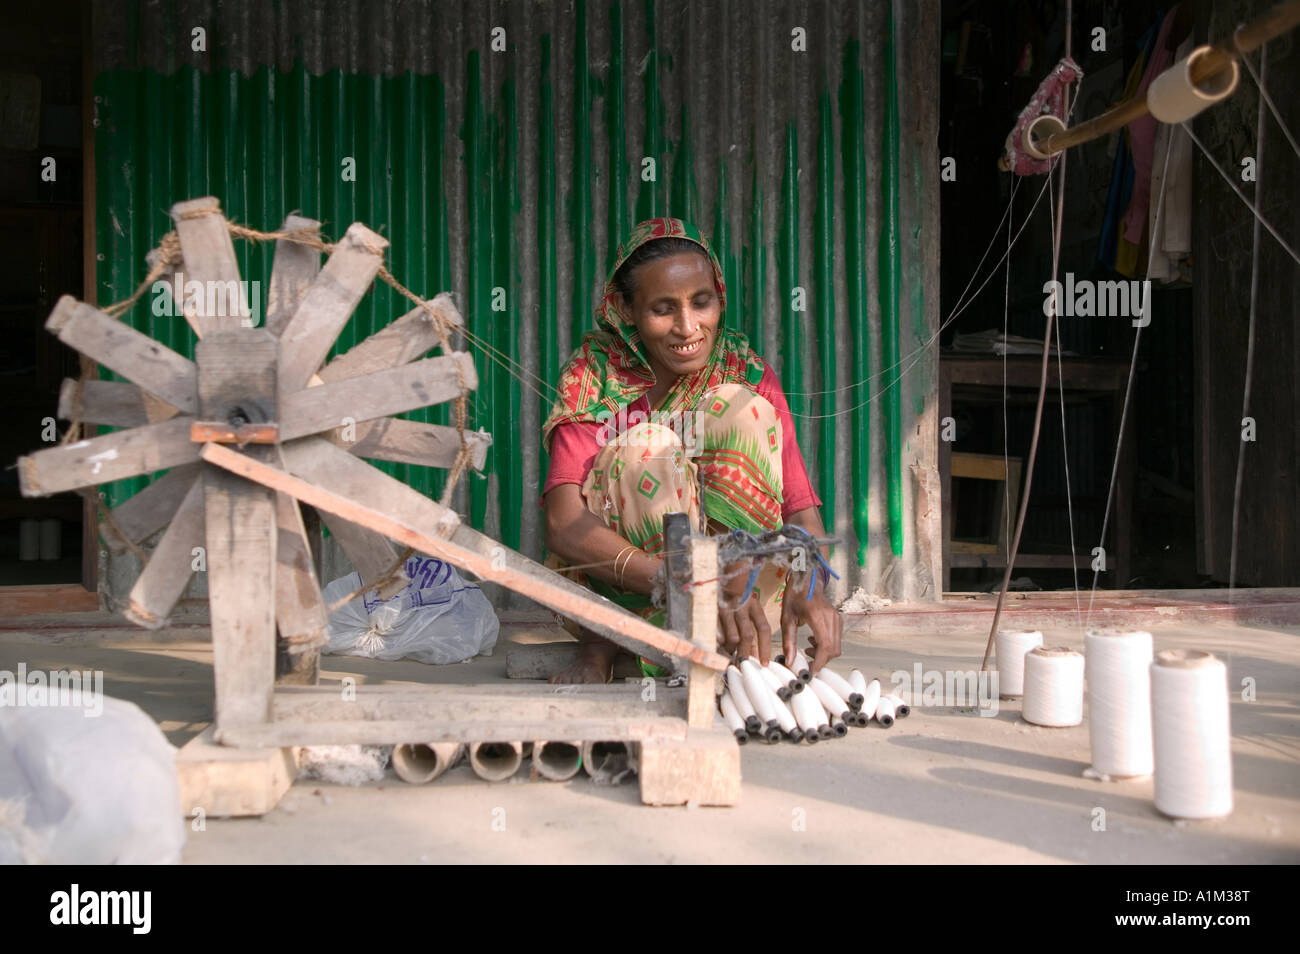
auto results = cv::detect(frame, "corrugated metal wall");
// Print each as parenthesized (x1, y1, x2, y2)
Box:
(90, 0, 942, 603)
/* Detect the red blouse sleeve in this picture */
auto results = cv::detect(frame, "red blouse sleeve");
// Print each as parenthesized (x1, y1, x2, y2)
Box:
(542, 420, 602, 502)
(756, 363, 823, 518)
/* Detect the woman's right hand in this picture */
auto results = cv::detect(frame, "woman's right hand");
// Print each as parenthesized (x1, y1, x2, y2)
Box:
(715, 559, 773, 664)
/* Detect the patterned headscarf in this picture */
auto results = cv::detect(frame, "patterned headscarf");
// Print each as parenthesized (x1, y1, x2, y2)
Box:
(541, 217, 765, 451)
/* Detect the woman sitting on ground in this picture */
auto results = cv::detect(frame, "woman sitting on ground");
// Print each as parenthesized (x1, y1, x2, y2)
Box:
(541, 218, 842, 684)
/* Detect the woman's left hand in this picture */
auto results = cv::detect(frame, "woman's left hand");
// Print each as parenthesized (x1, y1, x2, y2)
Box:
(779, 572, 843, 674)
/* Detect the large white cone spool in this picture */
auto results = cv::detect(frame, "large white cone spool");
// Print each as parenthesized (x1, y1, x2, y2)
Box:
(1022, 646, 1084, 727)
(1086, 629, 1154, 778)
(995, 629, 1043, 698)
(1151, 649, 1233, 819)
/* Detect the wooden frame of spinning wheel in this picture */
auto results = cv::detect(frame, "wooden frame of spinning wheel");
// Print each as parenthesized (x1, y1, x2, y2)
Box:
(17, 197, 738, 810)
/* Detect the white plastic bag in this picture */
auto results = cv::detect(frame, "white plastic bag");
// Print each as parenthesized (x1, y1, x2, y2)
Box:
(0, 695, 185, 864)
(321, 555, 499, 665)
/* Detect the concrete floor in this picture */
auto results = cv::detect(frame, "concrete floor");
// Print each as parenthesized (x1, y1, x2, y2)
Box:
(1, 616, 1297, 864)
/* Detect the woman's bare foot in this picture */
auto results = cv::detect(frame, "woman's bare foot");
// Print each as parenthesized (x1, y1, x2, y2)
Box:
(549, 639, 620, 684)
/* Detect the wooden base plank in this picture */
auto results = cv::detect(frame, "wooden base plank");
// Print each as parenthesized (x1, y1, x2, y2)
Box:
(176, 725, 297, 818)
(19, 417, 200, 497)
(208, 440, 728, 670)
(505, 642, 646, 680)
(636, 725, 741, 806)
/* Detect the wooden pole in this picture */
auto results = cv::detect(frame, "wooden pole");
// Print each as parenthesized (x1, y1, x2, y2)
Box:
(1028, 0, 1300, 159)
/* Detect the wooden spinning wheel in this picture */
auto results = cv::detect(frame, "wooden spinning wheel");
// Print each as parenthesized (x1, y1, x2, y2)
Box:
(17, 199, 733, 804)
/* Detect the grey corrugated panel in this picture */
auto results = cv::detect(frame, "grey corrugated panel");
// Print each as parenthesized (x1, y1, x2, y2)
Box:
(90, 0, 942, 602)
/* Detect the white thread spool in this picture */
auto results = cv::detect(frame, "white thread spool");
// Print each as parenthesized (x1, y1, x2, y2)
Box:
(995, 629, 1043, 698)
(1151, 650, 1233, 819)
(875, 695, 897, 728)
(1147, 46, 1240, 124)
(18, 519, 40, 561)
(860, 679, 881, 726)
(818, 668, 863, 709)
(1022, 646, 1085, 727)
(739, 660, 780, 733)
(1086, 629, 1154, 779)
(719, 693, 749, 744)
(725, 667, 763, 734)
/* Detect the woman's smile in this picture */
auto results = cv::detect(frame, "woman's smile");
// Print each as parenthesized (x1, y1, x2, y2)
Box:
(621, 252, 722, 379)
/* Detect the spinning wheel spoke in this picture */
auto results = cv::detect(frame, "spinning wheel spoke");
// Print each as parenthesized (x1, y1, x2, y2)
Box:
(123, 478, 205, 629)
(279, 352, 477, 443)
(171, 197, 252, 335)
(19, 417, 199, 496)
(46, 297, 198, 413)
(265, 215, 322, 337)
(100, 464, 202, 554)
(341, 417, 491, 471)
(58, 378, 179, 428)
(277, 222, 388, 394)
(317, 294, 463, 382)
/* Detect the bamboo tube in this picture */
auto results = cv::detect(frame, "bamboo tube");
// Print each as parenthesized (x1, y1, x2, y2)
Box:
(581, 741, 634, 782)
(531, 740, 583, 781)
(468, 741, 523, 781)
(1034, 0, 1300, 158)
(391, 742, 464, 784)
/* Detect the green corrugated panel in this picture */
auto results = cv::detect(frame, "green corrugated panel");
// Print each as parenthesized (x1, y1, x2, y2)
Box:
(840, 41, 871, 566)
(605, 0, 627, 273)
(815, 89, 837, 532)
(89, 1, 936, 594)
(95, 65, 461, 508)
(570, 0, 595, 346)
(635, 0, 663, 222)
(778, 122, 803, 438)
(537, 35, 558, 498)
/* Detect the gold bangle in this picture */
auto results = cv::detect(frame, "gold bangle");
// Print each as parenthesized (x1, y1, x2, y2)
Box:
(613, 545, 638, 588)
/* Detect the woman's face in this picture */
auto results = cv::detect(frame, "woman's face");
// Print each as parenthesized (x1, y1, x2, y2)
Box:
(621, 252, 721, 380)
